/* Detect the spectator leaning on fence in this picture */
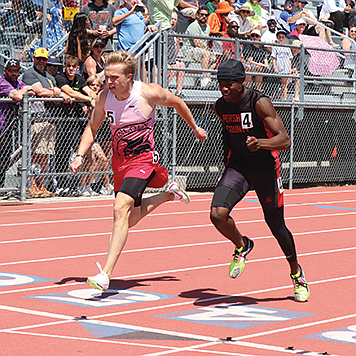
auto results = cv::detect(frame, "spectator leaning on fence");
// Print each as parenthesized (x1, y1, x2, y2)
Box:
(54, 55, 97, 196)
(22, 47, 71, 198)
(243, 29, 271, 91)
(0, 59, 34, 198)
(46, 56, 63, 78)
(86, 75, 114, 196)
(81, 0, 117, 53)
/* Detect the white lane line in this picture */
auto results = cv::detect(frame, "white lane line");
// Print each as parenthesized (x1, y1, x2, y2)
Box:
(0, 225, 355, 267)
(1, 225, 355, 246)
(2, 196, 355, 216)
(0, 274, 354, 356)
(1, 210, 355, 228)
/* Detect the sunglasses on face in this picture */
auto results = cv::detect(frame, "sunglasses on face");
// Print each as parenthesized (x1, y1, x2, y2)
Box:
(251, 34, 260, 38)
(36, 57, 48, 61)
(6, 68, 20, 73)
(241, 10, 250, 13)
(199, 13, 209, 17)
(286, 2, 293, 5)
(297, 23, 306, 26)
(350, 30, 356, 33)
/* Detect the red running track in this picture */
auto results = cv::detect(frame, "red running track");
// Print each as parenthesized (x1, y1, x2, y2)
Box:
(0, 185, 355, 356)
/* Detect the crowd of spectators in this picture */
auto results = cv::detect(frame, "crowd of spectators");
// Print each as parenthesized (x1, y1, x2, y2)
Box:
(1, 0, 356, 198)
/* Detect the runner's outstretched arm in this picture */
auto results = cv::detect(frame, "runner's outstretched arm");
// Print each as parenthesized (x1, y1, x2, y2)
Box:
(142, 83, 207, 142)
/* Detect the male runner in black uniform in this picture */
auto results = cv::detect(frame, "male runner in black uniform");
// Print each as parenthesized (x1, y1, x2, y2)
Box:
(210, 59, 309, 302)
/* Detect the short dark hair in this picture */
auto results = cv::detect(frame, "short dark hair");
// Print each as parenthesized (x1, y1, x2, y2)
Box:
(197, 6, 209, 15)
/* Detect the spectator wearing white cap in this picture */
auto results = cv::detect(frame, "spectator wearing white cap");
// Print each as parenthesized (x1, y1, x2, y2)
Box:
(287, 3, 330, 43)
(243, 29, 271, 91)
(288, 18, 328, 43)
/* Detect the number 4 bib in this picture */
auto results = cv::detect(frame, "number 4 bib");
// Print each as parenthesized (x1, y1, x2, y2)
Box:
(241, 112, 253, 130)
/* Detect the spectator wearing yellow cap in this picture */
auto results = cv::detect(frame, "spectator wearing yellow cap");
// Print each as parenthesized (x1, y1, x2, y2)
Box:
(22, 47, 72, 198)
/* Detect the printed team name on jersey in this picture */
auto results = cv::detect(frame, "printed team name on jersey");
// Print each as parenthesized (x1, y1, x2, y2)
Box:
(222, 112, 254, 133)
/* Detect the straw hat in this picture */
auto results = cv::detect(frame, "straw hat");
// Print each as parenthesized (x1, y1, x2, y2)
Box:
(236, 4, 255, 17)
(215, 1, 235, 14)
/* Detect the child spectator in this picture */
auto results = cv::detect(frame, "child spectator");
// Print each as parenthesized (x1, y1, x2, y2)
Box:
(78, 75, 113, 196)
(272, 29, 293, 100)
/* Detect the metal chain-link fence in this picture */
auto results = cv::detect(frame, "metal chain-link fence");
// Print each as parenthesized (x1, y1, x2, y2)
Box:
(1, 94, 355, 201)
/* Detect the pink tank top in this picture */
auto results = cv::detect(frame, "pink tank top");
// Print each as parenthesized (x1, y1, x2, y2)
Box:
(104, 81, 156, 157)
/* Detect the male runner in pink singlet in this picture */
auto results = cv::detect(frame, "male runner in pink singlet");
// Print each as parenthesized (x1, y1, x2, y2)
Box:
(70, 50, 207, 291)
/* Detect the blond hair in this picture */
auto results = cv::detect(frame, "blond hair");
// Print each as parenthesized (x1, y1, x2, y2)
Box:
(86, 74, 104, 87)
(105, 50, 138, 78)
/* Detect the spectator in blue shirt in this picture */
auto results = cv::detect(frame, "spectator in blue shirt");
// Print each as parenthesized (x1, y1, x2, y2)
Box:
(113, 1, 156, 51)
(280, 0, 295, 33)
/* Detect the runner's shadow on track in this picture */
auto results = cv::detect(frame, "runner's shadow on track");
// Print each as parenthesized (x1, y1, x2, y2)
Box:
(55, 276, 180, 289)
(178, 288, 294, 306)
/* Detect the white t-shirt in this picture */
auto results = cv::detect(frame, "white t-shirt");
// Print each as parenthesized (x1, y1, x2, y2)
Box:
(261, 30, 277, 45)
(272, 46, 292, 74)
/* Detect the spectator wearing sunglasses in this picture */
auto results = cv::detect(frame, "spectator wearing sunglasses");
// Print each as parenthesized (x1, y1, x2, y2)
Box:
(207, 1, 234, 36)
(243, 29, 271, 91)
(280, 0, 296, 33)
(342, 25, 356, 75)
(221, 20, 244, 63)
(288, 18, 327, 43)
(235, 4, 256, 37)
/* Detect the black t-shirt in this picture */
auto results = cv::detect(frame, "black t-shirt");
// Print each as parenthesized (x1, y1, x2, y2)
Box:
(55, 72, 87, 117)
(215, 88, 276, 168)
(243, 43, 268, 65)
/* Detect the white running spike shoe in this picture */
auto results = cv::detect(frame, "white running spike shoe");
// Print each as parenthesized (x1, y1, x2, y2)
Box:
(167, 182, 190, 204)
(87, 262, 109, 291)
